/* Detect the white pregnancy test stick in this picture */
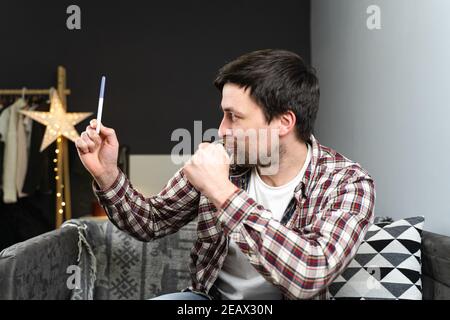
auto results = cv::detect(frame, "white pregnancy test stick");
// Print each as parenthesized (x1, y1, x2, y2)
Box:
(96, 76, 106, 134)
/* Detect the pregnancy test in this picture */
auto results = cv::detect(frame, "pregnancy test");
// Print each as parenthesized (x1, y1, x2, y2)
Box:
(96, 76, 106, 134)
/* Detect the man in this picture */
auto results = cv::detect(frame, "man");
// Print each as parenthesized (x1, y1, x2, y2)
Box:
(75, 49, 375, 300)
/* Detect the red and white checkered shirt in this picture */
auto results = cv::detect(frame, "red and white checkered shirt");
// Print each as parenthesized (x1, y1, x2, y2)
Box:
(92, 134, 376, 300)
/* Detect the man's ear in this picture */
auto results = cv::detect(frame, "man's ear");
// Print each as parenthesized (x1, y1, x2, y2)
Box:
(278, 111, 296, 137)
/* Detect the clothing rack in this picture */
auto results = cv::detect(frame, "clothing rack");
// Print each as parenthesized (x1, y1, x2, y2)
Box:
(0, 89, 71, 95)
(0, 66, 73, 229)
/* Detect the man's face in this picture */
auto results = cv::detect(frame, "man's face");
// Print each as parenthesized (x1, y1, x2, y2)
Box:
(218, 83, 280, 170)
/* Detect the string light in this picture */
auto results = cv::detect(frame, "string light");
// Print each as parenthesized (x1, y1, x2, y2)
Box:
(55, 135, 64, 223)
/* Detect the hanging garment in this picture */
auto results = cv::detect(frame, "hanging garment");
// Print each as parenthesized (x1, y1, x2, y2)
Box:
(16, 108, 29, 198)
(15, 103, 38, 199)
(22, 102, 53, 195)
(0, 102, 10, 143)
(0, 104, 9, 190)
(2, 98, 27, 203)
(23, 104, 38, 156)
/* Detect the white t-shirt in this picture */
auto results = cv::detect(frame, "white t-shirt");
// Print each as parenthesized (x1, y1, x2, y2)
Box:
(215, 143, 312, 300)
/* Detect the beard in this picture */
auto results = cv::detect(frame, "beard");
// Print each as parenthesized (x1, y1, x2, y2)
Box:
(219, 135, 283, 175)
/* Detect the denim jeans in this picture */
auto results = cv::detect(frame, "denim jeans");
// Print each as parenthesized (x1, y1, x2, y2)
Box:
(150, 292, 210, 300)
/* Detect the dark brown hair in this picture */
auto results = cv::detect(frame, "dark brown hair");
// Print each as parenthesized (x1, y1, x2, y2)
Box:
(214, 49, 320, 142)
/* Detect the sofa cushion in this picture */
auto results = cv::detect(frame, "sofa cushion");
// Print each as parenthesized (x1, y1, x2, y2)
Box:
(79, 218, 197, 300)
(329, 216, 424, 300)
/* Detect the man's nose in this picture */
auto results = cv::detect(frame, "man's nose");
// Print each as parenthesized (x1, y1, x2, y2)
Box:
(218, 118, 228, 138)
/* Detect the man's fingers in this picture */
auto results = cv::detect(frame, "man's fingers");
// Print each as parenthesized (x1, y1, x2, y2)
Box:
(89, 119, 97, 130)
(100, 125, 116, 138)
(86, 126, 102, 145)
(198, 142, 210, 150)
(75, 137, 89, 154)
(90, 119, 115, 137)
(189, 145, 230, 167)
(89, 119, 118, 145)
(81, 132, 96, 152)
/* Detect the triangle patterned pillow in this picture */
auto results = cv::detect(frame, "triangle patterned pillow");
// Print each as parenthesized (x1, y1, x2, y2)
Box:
(329, 216, 424, 300)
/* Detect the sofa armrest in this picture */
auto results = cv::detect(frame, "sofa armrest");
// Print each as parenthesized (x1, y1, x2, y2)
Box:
(422, 230, 450, 300)
(0, 225, 79, 299)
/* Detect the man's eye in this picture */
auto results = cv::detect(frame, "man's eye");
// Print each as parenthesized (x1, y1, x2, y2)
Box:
(229, 113, 238, 121)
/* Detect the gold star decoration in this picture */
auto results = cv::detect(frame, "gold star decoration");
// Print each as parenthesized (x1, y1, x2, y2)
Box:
(20, 90, 92, 152)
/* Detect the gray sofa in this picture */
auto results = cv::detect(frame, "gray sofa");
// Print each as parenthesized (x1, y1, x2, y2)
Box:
(0, 217, 449, 300)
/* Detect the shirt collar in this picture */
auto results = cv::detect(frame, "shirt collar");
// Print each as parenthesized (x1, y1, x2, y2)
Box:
(294, 134, 320, 200)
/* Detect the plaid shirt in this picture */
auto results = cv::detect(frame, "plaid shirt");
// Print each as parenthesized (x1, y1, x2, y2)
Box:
(92, 134, 376, 300)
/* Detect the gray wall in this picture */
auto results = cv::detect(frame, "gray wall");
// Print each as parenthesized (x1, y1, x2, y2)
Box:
(311, 0, 450, 236)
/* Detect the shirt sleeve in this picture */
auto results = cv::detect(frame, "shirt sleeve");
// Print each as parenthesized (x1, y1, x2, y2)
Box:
(92, 167, 201, 241)
(216, 170, 376, 299)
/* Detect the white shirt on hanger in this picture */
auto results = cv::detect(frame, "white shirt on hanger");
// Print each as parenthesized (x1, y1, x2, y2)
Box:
(2, 98, 27, 203)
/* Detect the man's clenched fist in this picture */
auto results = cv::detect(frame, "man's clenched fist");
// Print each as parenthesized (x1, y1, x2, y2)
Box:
(183, 142, 238, 208)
